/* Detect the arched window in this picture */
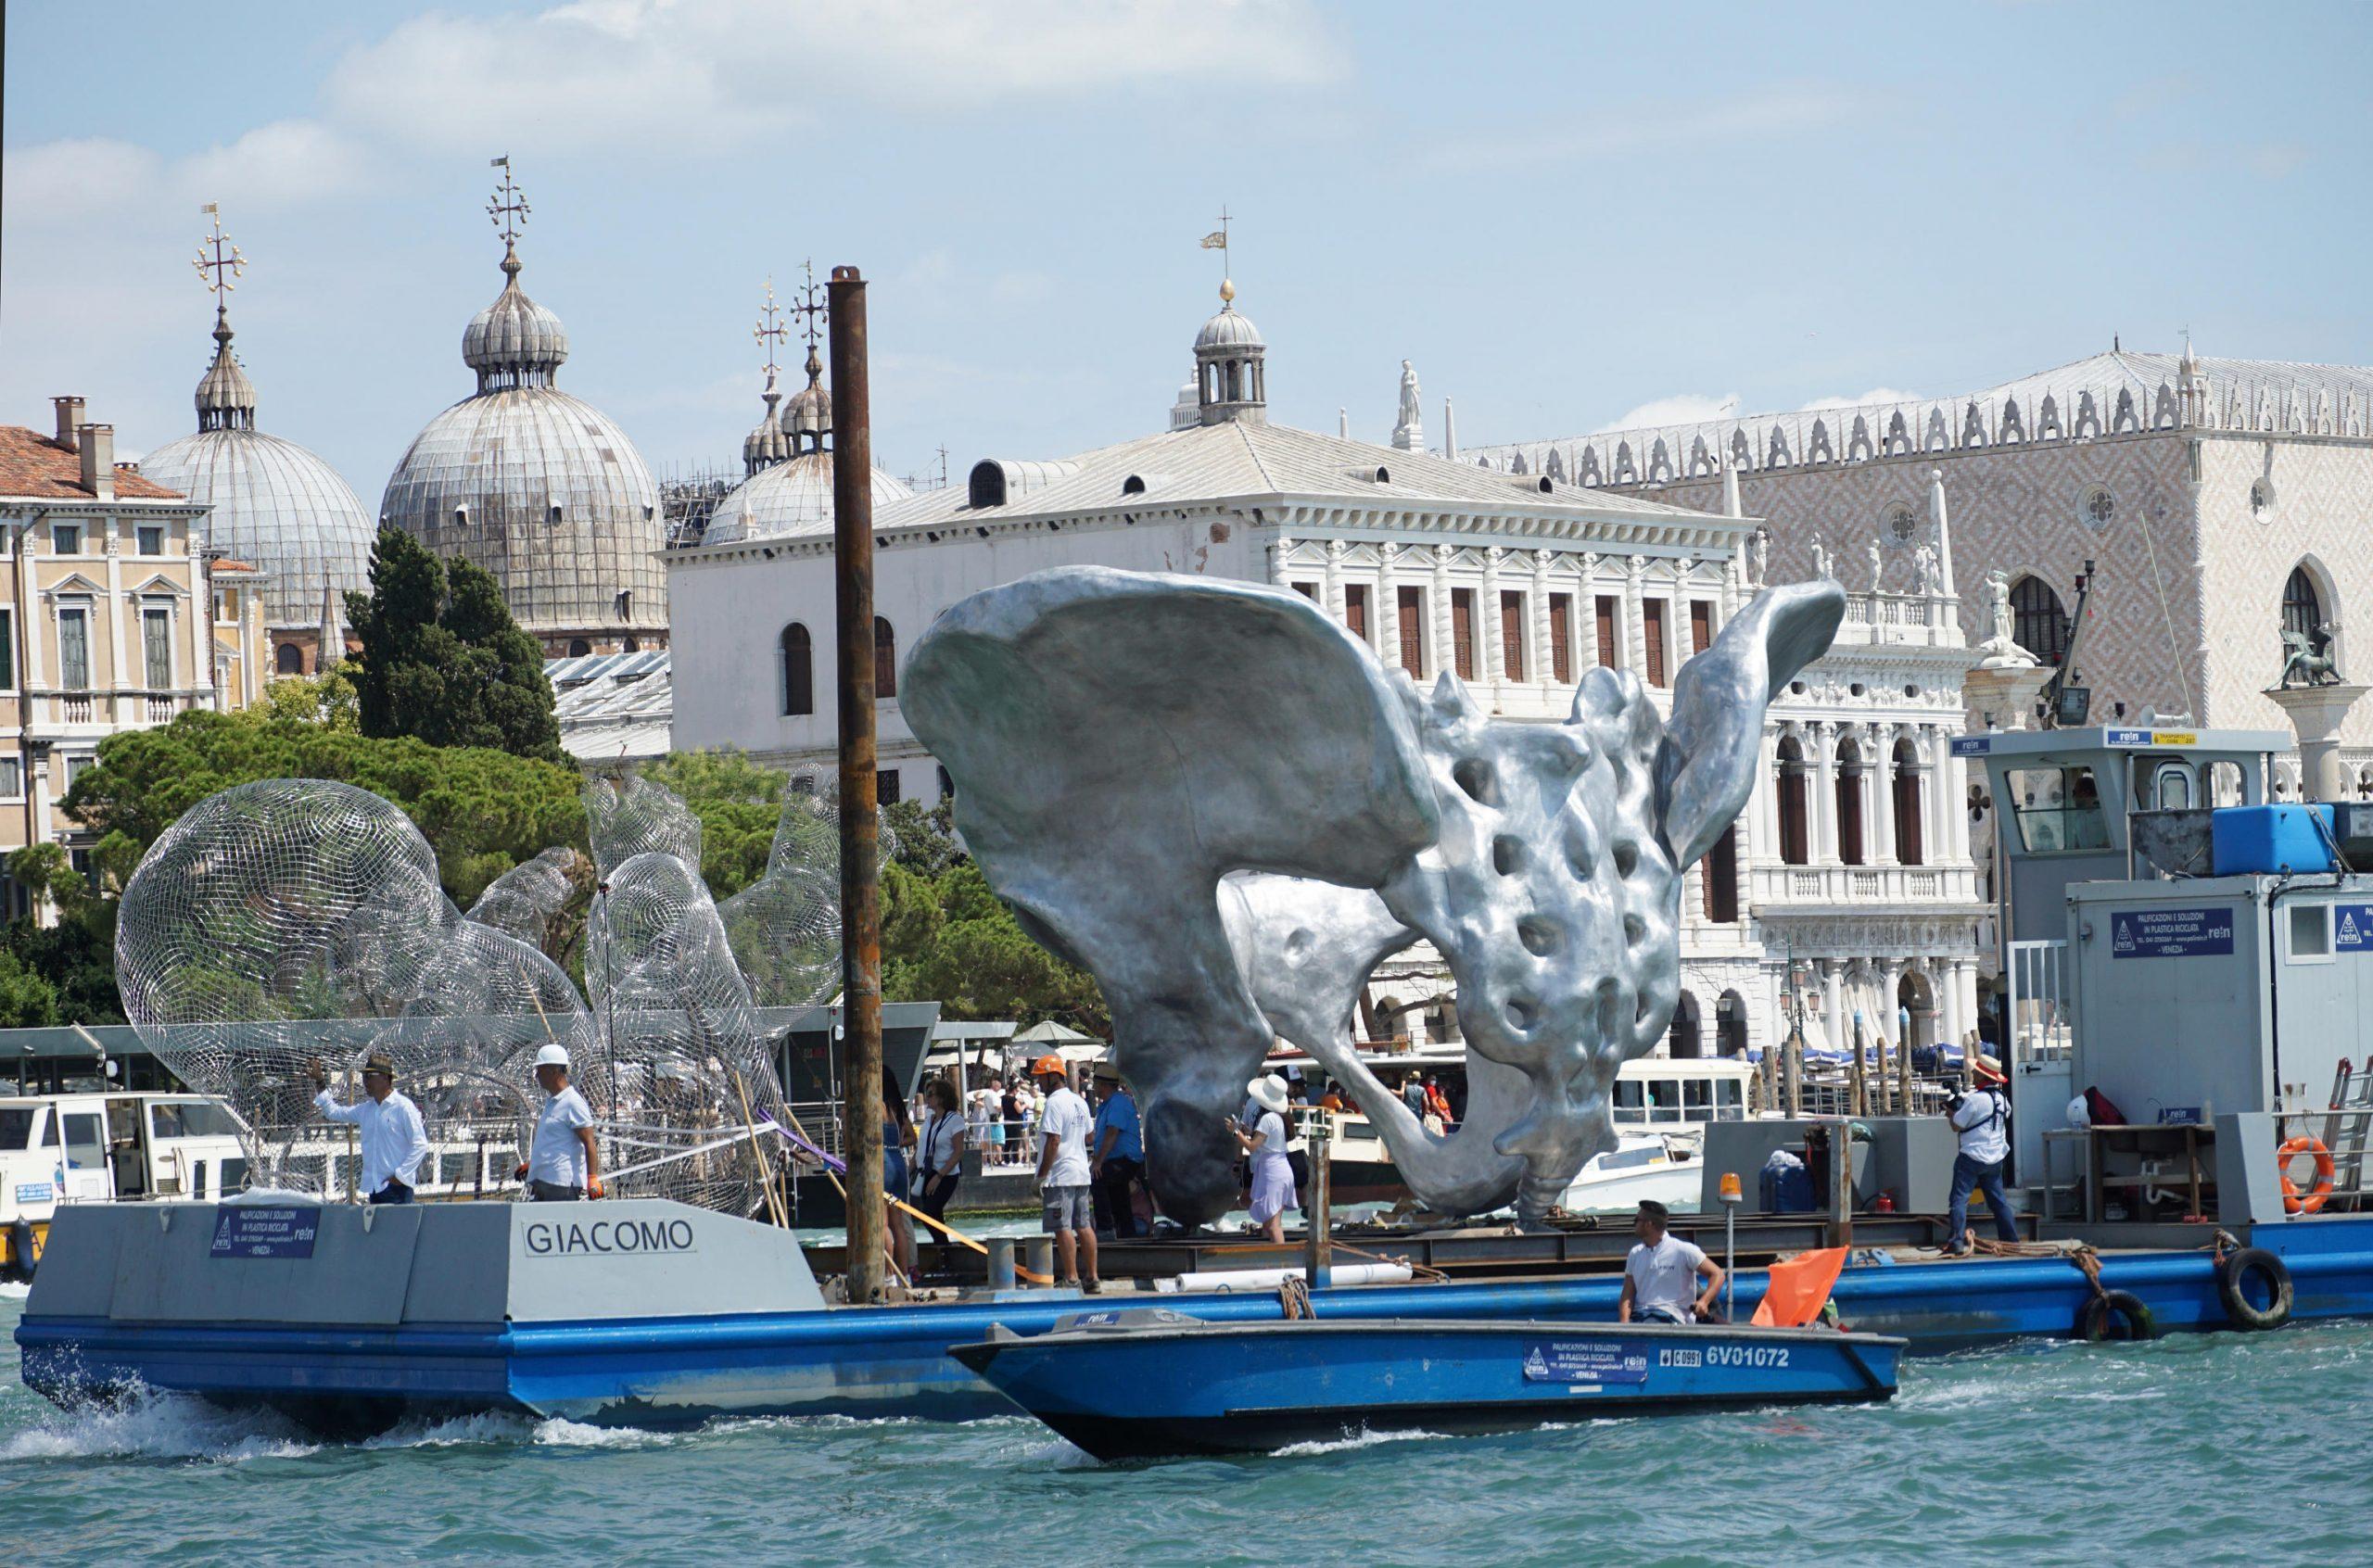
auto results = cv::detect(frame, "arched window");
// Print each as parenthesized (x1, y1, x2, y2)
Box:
(275, 642, 304, 676)
(780, 623, 813, 716)
(1776, 736, 1809, 866)
(1891, 738, 1923, 866)
(2009, 576, 2071, 665)
(566, 638, 591, 658)
(2284, 565, 2324, 639)
(873, 616, 897, 699)
(1668, 993, 1702, 1058)
(1716, 992, 1750, 1062)
(1835, 739, 1866, 866)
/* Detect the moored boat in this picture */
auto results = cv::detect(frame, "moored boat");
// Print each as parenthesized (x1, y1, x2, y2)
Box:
(950, 1310, 1904, 1461)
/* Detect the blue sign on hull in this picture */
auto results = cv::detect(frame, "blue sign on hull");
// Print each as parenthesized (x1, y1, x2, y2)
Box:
(209, 1207, 319, 1259)
(2110, 907, 2234, 958)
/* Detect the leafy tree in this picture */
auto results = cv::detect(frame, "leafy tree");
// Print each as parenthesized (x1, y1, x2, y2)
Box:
(883, 860, 1107, 1035)
(250, 664, 361, 732)
(346, 526, 563, 763)
(0, 939, 63, 1028)
(61, 709, 586, 906)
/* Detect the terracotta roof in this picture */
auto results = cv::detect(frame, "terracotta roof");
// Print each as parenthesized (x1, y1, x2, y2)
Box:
(0, 425, 186, 502)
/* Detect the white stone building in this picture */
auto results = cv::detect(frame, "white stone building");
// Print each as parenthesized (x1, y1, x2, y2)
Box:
(668, 286, 1986, 1061)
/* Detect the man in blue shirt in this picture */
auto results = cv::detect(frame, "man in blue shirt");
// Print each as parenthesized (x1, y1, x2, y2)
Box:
(1089, 1061, 1146, 1238)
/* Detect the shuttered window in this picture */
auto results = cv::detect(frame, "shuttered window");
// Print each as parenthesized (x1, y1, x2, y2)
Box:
(1594, 596, 1618, 669)
(1691, 599, 1714, 656)
(1451, 589, 1476, 680)
(1397, 587, 1425, 677)
(1548, 593, 1572, 684)
(1345, 584, 1369, 643)
(1643, 601, 1669, 687)
(1500, 591, 1525, 681)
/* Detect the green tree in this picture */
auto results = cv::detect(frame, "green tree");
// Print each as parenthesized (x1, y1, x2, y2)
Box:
(346, 526, 563, 763)
(882, 860, 1107, 1034)
(0, 947, 62, 1029)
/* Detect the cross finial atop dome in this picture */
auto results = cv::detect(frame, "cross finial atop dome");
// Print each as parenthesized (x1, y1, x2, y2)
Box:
(190, 204, 256, 431)
(488, 155, 530, 276)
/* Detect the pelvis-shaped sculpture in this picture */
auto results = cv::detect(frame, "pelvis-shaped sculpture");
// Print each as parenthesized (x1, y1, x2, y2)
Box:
(904, 566, 1842, 1223)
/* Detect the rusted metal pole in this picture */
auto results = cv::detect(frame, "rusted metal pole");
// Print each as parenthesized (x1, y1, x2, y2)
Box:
(831, 265, 886, 1304)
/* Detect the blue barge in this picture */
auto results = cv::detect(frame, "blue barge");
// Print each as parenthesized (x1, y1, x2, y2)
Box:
(17, 1198, 2373, 1434)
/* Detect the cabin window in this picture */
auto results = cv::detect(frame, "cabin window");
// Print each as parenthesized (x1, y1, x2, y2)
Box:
(2290, 904, 2332, 963)
(0, 1107, 37, 1149)
(61, 1112, 105, 1170)
(2005, 765, 2109, 854)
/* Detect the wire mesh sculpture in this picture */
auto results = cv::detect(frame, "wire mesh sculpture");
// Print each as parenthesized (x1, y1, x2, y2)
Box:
(114, 776, 799, 1212)
(717, 785, 845, 1007)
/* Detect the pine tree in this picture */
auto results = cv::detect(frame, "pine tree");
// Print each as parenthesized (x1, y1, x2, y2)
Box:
(346, 527, 563, 763)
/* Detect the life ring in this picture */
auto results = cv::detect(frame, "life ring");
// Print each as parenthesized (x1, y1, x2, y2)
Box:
(2077, 1288, 2157, 1343)
(2278, 1136, 2336, 1216)
(2215, 1246, 2294, 1330)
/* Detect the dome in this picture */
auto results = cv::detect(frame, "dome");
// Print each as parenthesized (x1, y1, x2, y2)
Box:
(461, 253, 570, 390)
(380, 387, 665, 639)
(145, 429, 374, 628)
(742, 369, 788, 475)
(703, 449, 914, 546)
(1194, 302, 1264, 352)
(142, 304, 373, 629)
(780, 345, 831, 446)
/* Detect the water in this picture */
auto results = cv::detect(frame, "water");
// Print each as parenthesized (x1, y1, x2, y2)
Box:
(4, 1282, 2369, 1567)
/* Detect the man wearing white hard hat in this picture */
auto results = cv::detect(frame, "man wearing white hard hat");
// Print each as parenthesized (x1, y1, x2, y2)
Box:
(517, 1043, 603, 1201)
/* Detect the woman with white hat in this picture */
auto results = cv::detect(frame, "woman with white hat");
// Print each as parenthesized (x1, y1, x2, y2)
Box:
(1230, 1074, 1297, 1244)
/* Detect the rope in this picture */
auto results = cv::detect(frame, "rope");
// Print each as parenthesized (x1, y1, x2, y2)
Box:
(1328, 1239, 1449, 1284)
(1277, 1275, 1313, 1320)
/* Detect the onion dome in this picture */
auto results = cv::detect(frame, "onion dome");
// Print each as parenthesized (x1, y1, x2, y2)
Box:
(780, 345, 831, 450)
(193, 310, 257, 432)
(743, 368, 789, 475)
(461, 245, 571, 391)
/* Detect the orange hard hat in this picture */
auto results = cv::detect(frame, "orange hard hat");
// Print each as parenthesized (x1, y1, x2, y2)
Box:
(1031, 1054, 1068, 1078)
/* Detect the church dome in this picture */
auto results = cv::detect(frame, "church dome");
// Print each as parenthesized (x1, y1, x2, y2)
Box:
(1195, 280, 1263, 351)
(780, 345, 831, 446)
(380, 178, 664, 643)
(141, 298, 373, 630)
(703, 450, 913, 546)
(742, 368, 789, 474)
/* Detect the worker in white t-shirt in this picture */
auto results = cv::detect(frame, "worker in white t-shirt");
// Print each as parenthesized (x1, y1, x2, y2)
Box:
(515, 1043, 603, 1201)
(1944, 1066, 2018, 1255)
(1031, 1054, 1100, 1294)
(1617, 1199, 1723, 1324)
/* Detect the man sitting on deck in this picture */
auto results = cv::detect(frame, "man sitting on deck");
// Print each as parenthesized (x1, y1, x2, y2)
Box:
(1618, 1200, 1724, 1324)
(306, 1051, 431, 1205)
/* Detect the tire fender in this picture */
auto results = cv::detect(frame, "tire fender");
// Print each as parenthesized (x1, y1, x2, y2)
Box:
(2215, 1246, 2294, 1331)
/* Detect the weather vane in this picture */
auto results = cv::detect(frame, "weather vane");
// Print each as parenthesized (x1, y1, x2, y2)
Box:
(1199, 206, 1231, 279)
(487, 154, 530, 248)
(192, 203, 245, 318)
(755, 277, 788, 375)
(790, 259, 827, 353)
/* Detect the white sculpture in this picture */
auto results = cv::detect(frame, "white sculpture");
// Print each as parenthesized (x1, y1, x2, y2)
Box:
(1869, 540, 1884, 593)
(1912, 543, 1938, 598)
(1974, 567, 2036, 665)
(1747, 525, 1770, 589)
(1392, 360, 1423, 452)
(1811, 532, 1832, 582)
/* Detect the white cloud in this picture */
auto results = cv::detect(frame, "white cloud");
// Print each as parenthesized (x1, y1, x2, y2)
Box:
(1, 138, 165, 224)
(324, 0, 1340, 158)
(172, 120, 368, 211)
(1595, 393, 1738, 432)
(1419, 82, 1871, 176)
(1797, 386, 1922, 411)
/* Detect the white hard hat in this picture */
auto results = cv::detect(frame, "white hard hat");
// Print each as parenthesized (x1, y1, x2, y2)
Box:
(534, 1043, 572, 1070)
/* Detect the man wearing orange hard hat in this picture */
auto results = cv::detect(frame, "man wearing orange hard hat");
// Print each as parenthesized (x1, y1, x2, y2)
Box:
(1031, 1053, 1101, 1294)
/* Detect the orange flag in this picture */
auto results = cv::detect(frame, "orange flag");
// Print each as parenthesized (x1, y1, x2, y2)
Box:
(1751, 1246, 1850, 1328)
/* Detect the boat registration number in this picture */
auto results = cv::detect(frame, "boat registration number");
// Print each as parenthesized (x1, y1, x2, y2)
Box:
(1666, 1345, 1791, 1369)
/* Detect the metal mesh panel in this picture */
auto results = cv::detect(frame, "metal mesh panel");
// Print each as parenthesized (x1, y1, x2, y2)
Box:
(717, 787, 846, 1008)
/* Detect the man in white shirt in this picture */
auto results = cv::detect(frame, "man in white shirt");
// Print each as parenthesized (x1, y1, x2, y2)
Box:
(307, 1050, 431, 1205)
(1617, 1199, 1723, 1324)
(519, 1043, 603, 1202)
(1031, 1054, 1100, 1294)
(1944, 1069, 2017, 1255)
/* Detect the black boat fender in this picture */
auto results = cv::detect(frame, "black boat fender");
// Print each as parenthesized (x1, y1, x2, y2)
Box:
(2215, 1246, 2293, 1331)
(6, 1217, 33, 1283)
(2076, 1289, 2157, 1342)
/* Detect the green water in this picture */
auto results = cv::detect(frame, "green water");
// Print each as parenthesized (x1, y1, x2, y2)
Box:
(2, 1284, 2367, 1567)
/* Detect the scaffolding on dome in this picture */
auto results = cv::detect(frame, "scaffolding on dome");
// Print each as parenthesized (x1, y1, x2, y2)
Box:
(114, 770, 853, 1214)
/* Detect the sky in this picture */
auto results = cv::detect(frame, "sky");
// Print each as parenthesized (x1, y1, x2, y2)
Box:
(5, 0, 2368, 500)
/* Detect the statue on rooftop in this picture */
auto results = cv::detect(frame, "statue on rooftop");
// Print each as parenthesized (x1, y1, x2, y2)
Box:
(1913, 543, 1939, 598)
(1811, 531, 1832, 582)
(1869, 539, 1885, 593)
(1747, 525, 1770, 589)
(904, 566, 1844, 1225)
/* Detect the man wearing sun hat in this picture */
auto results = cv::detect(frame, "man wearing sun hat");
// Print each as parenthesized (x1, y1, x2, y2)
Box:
(306, 1049, 431, 1205)
(1942, 1056, 2016, 1256)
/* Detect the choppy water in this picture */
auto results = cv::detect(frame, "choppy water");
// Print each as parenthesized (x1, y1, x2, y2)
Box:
(4, 1279, 2369, 1567)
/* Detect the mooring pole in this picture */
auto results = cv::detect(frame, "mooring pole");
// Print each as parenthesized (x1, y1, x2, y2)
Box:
(1304, 1110, 1333, 1291)
(831, 265, 886, 1304)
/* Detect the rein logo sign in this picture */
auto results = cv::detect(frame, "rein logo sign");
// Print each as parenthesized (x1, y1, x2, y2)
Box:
(2111, 907, 2235, 959)
(2336, 905, 2373, 952)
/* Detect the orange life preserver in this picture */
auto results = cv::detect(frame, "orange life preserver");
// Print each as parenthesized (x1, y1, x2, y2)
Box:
(2278, 1135, 2335, 1215)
